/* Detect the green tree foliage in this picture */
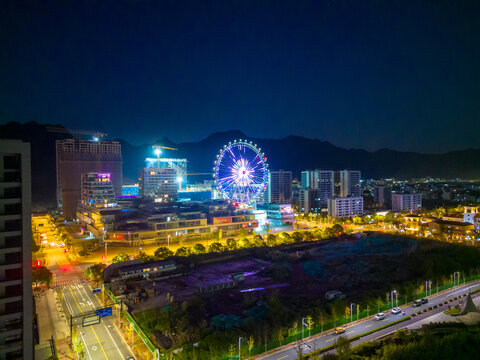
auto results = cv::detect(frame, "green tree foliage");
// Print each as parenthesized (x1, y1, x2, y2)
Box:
(208, 242, 224, 253)
(266, 234, 277, 247)
(331, 224, 344, 235)
(291, 232, 303, 243)
(154, 246, 174, 259)
(335, 336, 351, 360)
(302, 231, 314, 241)
(84, 263, 106, 286)
(253, 235, 265, 247)
(226, 238, 237, 250)
(192, 243, 206, 254)
(111, 252, 130, 263)
(137, 251, 154, 262)
(32, 239, 40, 253)
(32, 266, 53, 287)
(175, 246, 191, 256)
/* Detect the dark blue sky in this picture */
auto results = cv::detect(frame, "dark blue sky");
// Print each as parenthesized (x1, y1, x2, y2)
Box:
(1, 0, 479, 152)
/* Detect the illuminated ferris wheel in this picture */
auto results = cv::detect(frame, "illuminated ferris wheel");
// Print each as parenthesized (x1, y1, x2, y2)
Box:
(214, 140, 269, 203)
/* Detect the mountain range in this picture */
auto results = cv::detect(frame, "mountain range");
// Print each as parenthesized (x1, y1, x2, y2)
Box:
(1, 121, 480, 206)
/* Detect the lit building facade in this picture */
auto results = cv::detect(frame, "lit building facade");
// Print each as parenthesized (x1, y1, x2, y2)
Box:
(0, 140, 33, 360)
(265, 170, 292, 204)
(327, 196, 363, 218)
(81, 172, 117, 208)
(392, 193, 422, 212)
(139, 168, 178, 201)
(374, 183, 392, 209)
(300, 170, 334, 211)
(145, 157, 187, 189)
(335, 170, 362, 197)
(56, 139, 122, 219)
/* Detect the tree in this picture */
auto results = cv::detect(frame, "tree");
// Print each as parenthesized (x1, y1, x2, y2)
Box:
(291, 232, 303, 243)
(84, 263, 106, 287)
(279, 232, 292, 244)
(239, 238, 252, 248)
(335, 336, 351, 360)
(112, 253, 130, 263)
(32, 266, 53, 287)
(208, 242, 224, 253)
(211, 230, 222, 242)
(248, 336, 254, 357)
(331, 224, 344, 235)
(154, 247, 174, 259)
(352, 216, 362, 225)
(302, 231, 314, 241)
(253, 235, 265, 247)
(73, 334, 86, 359)
(175, 247, 191, 257)
(264, 222, 275, 236)
(238, 228, 248, 241)
(385, 212, 395, 223)
(137, 251, 154, 262)
(226, 238, 237, 250)
(192, 243, 206, 254)
(32, 239, 40, 253)
(266, 234, 277, 247)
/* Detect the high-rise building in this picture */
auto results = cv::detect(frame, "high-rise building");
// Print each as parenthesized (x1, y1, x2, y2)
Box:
(139, 168, 178, 201)
(145, 157, 187, 189)
(81, 173, 117, 208)
(0, 140, 33, 360)
(392, 193, 422, 212)
(56, 139, 122, 219)
(374, 183, 392, 209)
(328, 196, 363, 218)
(300, 170, 334, 211)
(265, 170, 292, 204)
(335, 170, 362, 197)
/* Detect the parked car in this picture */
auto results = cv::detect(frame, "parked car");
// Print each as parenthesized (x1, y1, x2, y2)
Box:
(374, 313, 385, 320)
(391, 307, 401, 314)
(413, 298, 428, 307)
(334, 326, 346, 334)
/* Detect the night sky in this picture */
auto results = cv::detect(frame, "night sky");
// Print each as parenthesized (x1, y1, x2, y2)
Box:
(1, 0, 479, 153)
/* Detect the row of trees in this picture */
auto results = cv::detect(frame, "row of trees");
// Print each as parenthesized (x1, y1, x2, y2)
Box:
(110, 225, 345, 264)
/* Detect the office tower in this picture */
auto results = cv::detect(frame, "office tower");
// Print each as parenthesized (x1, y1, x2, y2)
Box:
(392, 193, 422, 212)
(139, 168, 178, 201)
(81, 173, 117, 208)
(374, 183, 392, 209)
(0, 140, 33, 360)
(335, 170, 362, 197)
(265, 170, 292, 204)
(327, 196, 363, 218)
(56, 139, 122, 219)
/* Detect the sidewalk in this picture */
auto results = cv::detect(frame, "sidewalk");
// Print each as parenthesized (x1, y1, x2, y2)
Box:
(35, 288, 70, 359)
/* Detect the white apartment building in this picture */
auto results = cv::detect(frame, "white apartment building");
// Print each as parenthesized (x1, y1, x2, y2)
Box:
(139, 168, 178, 201)
(391, 193, 422, 212)
(327, 196, 364, 218)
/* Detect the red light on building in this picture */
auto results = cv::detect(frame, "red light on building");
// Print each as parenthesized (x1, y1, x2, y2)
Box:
(338, 232, 341, 236)
(35, 260, 41, 267)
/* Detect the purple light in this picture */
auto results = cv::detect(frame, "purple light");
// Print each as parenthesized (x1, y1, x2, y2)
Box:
(240, 287, 265, 293)
(97, 173, 111, 178)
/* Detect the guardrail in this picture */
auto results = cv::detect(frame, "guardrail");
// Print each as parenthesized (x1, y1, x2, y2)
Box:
(249, 274, 480, 357)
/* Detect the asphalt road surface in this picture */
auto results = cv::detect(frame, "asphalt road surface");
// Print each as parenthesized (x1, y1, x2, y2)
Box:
(258, 281, 480, 360)
(62, 282, 134, 360)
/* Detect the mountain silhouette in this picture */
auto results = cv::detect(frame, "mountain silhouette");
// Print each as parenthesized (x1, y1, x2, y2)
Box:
(1, 122, 480, 206)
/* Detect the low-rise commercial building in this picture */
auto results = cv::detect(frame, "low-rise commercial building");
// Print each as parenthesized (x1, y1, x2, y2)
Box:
(428, 219, 474, 242)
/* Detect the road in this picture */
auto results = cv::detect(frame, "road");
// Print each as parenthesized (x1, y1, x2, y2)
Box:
(61, 282, 134, 360)
(258, 281, 480, 360)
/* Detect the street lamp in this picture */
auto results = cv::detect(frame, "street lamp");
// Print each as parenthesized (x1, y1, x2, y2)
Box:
(391, 290, 398, 308)
(238, 336, 244, 359)
(350, 303, 355, 323)
(302, 317, 308, 339)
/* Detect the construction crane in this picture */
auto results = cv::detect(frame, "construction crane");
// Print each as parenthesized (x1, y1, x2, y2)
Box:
(152, 145, 179, 167)
(46, 126, 107, 140)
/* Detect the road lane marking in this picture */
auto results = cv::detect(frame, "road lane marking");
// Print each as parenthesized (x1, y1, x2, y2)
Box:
(277, 356, 288, 360)
(326, 338, 334, 342)
(68, 286, 84, 314)
(80, 330, 94, 360)
(365, 324, 373, 328)
(91, 325, 110, 360)
(104, 324, 125, 359)
(346, 331, 354, 335)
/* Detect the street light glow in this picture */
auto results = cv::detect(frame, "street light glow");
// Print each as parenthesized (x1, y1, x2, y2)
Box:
(154, 148, 161, 156)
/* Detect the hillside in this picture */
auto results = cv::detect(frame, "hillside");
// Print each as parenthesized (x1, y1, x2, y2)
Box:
(2, 122, 480, 205)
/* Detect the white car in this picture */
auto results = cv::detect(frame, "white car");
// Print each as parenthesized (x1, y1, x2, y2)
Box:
(391, 307, 401, 314)
(300, 344, 312, 350)
(374, 313, 385, 320)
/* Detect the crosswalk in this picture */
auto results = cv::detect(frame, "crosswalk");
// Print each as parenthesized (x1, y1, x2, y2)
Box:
(52, 278, 88, 288)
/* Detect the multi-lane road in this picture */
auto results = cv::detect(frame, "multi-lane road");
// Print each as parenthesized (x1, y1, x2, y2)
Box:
(61, 282, 134, 360)
(258, 282, 480, 360)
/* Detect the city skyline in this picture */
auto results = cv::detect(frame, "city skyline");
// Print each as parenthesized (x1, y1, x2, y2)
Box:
(1, 1, 480, 152)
